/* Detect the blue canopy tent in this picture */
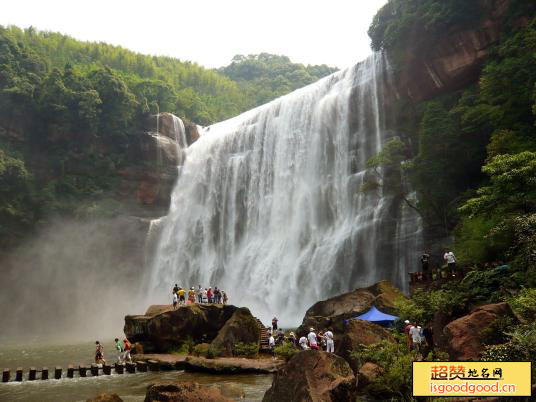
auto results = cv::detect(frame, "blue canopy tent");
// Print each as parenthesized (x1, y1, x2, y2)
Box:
(351, 306, 398, 327)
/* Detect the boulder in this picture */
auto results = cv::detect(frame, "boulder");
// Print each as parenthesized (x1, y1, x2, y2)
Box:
(86, 393, 123, 402)
(358, 362, 384, 388)
(262, 350, 357, 402)
(297, 281, 403, 337)
(335, 319, 393, 372)
(184, 121, 201, 145)
(183, 356, 283, 374)
(211, 307, 260, 356)
(144, 381, 232, 402)
(124, 304, 238, 352)
(444, 303, 517, 360)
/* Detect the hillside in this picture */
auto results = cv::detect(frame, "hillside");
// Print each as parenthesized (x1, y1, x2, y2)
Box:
(0, 26, 336, 250)
(218, 53, 337, 108)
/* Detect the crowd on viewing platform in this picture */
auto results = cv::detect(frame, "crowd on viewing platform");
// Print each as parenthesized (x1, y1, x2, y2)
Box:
(172, 284, 228, 308)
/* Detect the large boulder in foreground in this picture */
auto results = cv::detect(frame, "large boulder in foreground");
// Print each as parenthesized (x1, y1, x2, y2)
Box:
(444, 303, 517, 360)
(262, 350, 357, 402)
(125, 304, 239, 352)
(211, 307, 260, 356)
(335, 319, 393, 372)
(144, 381, 231, 402)
(297, 281, 403, 337)
(183, 356, 283, 374)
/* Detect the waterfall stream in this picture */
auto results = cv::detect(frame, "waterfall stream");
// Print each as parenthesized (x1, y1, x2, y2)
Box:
(146, 53, 422, 325)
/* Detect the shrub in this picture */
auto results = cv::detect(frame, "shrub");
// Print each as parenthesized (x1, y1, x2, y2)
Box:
(273, 342, 300, 361)
(509, 288, 536, 322)
(192, 343, 210, 357)
(192, 343, 222, 359)
(350, 337, 415, 400)
(206, 345, 222, 359)
(233, 342, 259, 358)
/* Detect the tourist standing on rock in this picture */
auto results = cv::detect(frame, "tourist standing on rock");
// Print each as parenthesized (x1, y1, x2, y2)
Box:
(421, 253, 430, 280)
(317, 330, 326, 350)
(222, 290, 228, 305)
(276, 328, 285, 345)
(188, 287, 195, 304)
(123, 339, 132, 363)
(299, 335, 309, 350)
(404, 320, 414, 350)
(272, 317, 278, 331)
(422, 322, 434, 358)
(207, 287, 213, 303)
(324, 328, 334, 353)
(269, 333, 276, 355)
(178, 287, 186, 304)
(444, 250, 457, 277)
(115, 338, 123, 363)
(95, 341, 106, 365)
(197, 285, 203, 303)
(307, 328, 319, 350)
(173, 292, 178, 309)
(288, 332, 297, 347)
(203, 288, 208, 303)
(214, 287, 221, 304)
(409, 325, 422, 356)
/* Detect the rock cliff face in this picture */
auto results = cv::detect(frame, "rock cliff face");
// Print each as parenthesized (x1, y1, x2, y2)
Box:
(262, 351, 357, 402)
(390, 0, 522, 102)
(444, 302, 517, 360)
(124, 304, 260, 354)
(296, 281, 403, 337)
(117, 113, 200, 217)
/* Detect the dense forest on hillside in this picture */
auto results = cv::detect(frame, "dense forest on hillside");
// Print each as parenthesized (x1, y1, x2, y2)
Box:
(218, 53, 337, 108)
(359, 0, 536, 395)
(0, 26, 336, 249)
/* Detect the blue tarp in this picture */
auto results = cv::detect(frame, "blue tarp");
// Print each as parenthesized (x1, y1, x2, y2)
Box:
(352, 306, 398, 327)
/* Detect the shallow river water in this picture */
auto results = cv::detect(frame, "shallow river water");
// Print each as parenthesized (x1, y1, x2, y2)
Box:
(0, 340, 273, 402)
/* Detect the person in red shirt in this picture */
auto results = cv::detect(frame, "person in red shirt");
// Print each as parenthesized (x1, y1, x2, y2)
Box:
(207, 287, 213, 303)
(123, 339, 132, 363)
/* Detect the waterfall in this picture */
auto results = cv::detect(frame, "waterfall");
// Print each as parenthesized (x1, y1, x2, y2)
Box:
(146, 53, 422, 325)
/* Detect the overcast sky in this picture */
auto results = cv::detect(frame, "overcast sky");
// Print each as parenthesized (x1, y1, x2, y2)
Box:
(1, 0, 387, 69)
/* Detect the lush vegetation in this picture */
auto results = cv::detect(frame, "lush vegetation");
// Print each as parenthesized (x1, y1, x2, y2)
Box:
(368, 0, 536, 52)
(232, 342, 259, 358)
(366, 9, 536, 271)
(0, 26, 335, 250)
(273, 341, 301, 362)
(218, 53, 336, 108)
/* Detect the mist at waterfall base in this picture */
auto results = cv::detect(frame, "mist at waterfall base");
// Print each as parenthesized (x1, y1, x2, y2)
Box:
(147, 53, 422, 327)
(0, 216, 149, 344)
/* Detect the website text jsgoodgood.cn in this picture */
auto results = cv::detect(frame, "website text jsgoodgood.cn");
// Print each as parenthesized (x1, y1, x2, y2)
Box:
(430, 382, 516, 395)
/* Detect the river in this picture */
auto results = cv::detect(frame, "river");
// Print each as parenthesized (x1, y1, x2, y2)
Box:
(0, 340, 273, 401)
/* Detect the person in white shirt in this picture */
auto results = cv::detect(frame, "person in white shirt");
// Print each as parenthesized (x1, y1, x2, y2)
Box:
(409, 325, 422, 353)
(307, 328, 319, 350)
(299, 336, 309, 350)
(173, 293, 178, 309)
(444, 251, 457, 277)
(269, 334, 276, 356)
(324, 329, 334, 353)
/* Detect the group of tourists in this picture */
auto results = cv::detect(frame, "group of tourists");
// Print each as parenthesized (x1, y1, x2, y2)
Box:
(404, 320, 433, 359)
(419, 250, 458, 280)
(267, 317, 335, 354)
(94, 338, 132, 365)
(172, 284, 228, 308)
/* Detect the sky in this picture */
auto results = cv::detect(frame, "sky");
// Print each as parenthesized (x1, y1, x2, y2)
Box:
(0, 0, 388, 69)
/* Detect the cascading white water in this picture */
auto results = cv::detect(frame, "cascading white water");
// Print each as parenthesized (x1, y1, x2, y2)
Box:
(147, 53, 422, 325)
